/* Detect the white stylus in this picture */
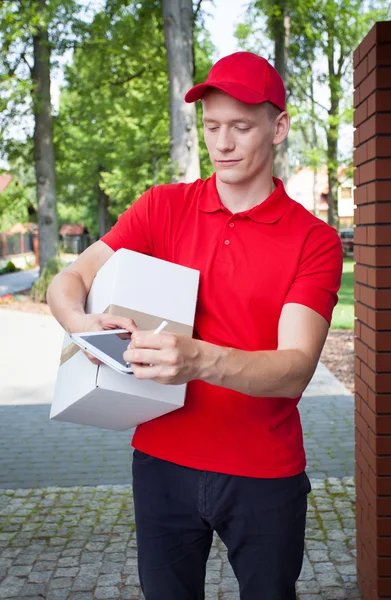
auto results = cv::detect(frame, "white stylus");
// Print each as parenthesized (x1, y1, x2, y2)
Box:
(125, 320, 168, 368)
(153, 320, 168, 335)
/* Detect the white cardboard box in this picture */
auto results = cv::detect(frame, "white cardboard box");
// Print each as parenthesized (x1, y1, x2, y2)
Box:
(50, 249, 200, 431)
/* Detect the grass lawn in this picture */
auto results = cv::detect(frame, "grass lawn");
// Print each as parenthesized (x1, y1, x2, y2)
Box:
(331, 258, 354, 330)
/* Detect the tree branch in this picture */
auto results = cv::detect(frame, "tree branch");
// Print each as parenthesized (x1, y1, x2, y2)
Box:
(110, 67, 146, 86)
(298, 86, 329, 113)
(193, 0, 203, 23)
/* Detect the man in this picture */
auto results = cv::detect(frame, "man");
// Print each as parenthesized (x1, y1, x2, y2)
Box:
(47, 52, 343, 600)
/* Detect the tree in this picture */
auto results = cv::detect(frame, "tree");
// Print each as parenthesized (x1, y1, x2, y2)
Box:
(55, 0, 214, 234)
(237, 0, 391, 227)
(162, 0, 200, 182)
(0, 0, 80, 268)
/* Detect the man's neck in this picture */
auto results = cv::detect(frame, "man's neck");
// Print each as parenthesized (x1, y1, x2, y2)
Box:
(215, 172, 276, 214)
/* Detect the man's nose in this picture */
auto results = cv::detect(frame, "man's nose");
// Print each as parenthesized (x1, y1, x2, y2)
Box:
(215, 127, 235, 152)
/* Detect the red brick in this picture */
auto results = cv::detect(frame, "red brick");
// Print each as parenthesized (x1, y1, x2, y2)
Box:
(354, 186, 368, 207)
(377, 22, 391, 43)
(357, 204, 391, 225)
(357, 285, 391, 310)
(360, 393, 377, 428)
(354, 46, 361, 69)
(365, 137, 391, 163)
(353, 143, 368, 167)
(355, 337, 368, 361)
(355, 356, 362, 377)
(354, 168, 360, 186)
(353, 88, 361, 108)
(367, 389, 391, 414)
(354, 56, 368, 89)
(354, 282, 361, 302)
(354, 127, 360, 148)
(354, 226, 366, 245)
(356, 406, 370, 441)
(367, 226, 391, 246)
(359, 70, 377, 102)
(359, 114, 391, 143)
(368, 44, 391, 72)
(354, 243, 360, 260)
(365, 307, 391, 330)
(368, 90, 391, 115)
(359, 25, 377, 60)
(355, 319, 361, 337)
(356, 373, 368, 402)
(361, 323, 391, 351)
(354, 263, 368, 284)
(378, 67, 391, 88)
(356, 442, 370, 480)
(368, 428, 391, 454)
(354, 300, 367, 323)
(367, 348, 391, 373)
(367, 181, 391, 203)
(368, 464, 391, 495)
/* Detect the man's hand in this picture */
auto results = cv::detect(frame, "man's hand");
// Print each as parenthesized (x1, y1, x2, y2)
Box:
(123, 331, 203, 385)
(70, 313, 138, 365)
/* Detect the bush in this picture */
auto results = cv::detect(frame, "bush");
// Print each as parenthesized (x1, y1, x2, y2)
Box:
(30, 256, 66, 303)
(0, 261, 20, 275)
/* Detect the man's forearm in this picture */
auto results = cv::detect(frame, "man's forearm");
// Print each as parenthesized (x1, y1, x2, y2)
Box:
(47, 271, 88, 334)
(197, 341, 314, 399)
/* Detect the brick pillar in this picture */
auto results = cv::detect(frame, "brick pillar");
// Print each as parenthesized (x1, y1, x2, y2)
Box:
(353, 21, 391, 600)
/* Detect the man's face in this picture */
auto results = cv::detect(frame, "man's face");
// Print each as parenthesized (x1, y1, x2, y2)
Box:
(202, 89, 276, 186)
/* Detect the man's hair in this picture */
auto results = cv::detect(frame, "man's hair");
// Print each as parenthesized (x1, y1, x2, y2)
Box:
(263, 102, 282, 122)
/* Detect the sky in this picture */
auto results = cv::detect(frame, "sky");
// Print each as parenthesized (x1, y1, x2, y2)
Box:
(202, 0, 249, 59)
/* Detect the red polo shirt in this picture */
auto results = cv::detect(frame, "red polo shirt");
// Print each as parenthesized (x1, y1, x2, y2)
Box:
(101, 175, 342, 478)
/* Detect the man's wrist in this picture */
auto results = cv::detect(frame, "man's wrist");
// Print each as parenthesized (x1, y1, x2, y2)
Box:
(196, 339, 231, 385)
(64, 311, 87, 335)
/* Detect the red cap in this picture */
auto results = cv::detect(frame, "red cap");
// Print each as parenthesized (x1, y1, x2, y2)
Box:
(184, 51, 286, 111)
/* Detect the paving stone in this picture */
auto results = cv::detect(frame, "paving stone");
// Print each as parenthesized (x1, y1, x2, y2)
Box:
(95, 586, 121, 599)
(0, 575, 26, 597)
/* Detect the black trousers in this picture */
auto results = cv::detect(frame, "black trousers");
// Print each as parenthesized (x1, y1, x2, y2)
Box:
(132, 450, 311, 600)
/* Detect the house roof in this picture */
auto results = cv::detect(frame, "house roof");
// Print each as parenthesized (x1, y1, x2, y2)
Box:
(59, 224, 89, 236)
(7, 222, 37, 234)
(0, 174, 13, 194)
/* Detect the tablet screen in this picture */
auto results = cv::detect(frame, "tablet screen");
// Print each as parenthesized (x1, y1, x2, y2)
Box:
(81, 331, 132, 367)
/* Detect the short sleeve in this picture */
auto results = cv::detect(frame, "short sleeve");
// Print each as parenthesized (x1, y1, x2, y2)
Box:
(283, 224, 343, 325)
(100, 188, 153, 255)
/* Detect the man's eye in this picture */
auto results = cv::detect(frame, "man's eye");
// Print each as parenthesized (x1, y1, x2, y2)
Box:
(236, 127, 250, 132)
(206, 125, 218, 131)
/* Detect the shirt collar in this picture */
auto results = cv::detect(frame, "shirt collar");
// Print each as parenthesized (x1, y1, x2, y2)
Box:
(198, 173, 291, 224)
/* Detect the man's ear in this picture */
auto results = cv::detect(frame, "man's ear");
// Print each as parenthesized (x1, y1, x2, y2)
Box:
(273, 112, 290, 146)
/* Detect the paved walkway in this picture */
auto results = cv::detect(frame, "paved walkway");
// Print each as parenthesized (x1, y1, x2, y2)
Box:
(0, 269, 39, 297)
(0, 309, 360, 599)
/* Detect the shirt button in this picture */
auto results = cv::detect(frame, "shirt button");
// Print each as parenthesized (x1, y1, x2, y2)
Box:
(229, 222, 235, 228)
(224, 240, 230, 245)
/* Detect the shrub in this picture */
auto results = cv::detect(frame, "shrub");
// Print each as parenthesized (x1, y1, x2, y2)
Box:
(0, 261, 20, 275)
(30, 256, 66, 303)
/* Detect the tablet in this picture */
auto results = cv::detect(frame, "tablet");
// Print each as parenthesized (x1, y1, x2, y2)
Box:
(70, 329, 133, 375)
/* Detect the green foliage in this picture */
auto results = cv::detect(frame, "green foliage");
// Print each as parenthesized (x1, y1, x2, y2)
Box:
(0, 148, 36, 231)
(55, 0, 215, 232)
(0, 260, 20, 275)
(30, 256, 65, 302)
(331, 259, 354, 330)
(236, 0, 391, 174)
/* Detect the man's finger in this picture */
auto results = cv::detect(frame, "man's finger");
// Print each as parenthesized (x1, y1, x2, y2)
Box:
(123, 348, 163, 366)
(131, 331, 174, 349)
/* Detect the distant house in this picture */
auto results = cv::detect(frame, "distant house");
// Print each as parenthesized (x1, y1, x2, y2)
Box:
(0, 174, 13, 194)
(59, 224, 90, 254)
(286, 166, 354, 228)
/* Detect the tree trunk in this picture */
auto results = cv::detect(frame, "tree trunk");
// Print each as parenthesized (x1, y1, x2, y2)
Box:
(98, 175, 111, 237)
(162, 0, 200, 183)
(32, 0, 58, 271)
(272, 9, 290, 184)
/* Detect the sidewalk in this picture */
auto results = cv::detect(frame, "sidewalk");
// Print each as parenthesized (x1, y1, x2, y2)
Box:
(0, 309, 360, 599)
